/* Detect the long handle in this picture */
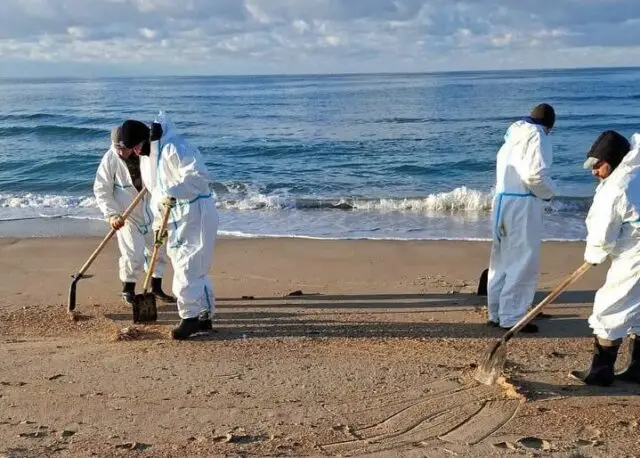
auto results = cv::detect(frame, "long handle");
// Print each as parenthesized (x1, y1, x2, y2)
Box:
(504, 262, 592, 342)
(141, 202, 172, 293)
(76, 188, 148, 277)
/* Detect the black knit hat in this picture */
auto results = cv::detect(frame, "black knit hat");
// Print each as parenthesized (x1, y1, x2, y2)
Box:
(583, 130, 631, 171)
(530, 103, 555, 129)
(121, 120, 150, 148)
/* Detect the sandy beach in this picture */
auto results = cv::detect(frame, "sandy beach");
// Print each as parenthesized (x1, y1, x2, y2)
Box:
(1, 237, 639, 457)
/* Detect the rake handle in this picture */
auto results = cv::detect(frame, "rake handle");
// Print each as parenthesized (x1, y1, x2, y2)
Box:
(141, 201, 173, 294)
(76, 188, 148, 277)
(503, 262, 593, 342)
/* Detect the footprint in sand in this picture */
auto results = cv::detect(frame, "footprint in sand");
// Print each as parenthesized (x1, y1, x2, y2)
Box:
(320, 375, 521, 455)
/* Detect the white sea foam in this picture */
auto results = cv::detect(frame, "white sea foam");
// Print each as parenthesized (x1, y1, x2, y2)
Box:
(0, 187, 591, 218)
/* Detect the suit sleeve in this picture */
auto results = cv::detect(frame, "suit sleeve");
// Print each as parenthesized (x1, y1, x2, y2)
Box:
(584, 186, 624, 264)
(93, 152, 119, 220)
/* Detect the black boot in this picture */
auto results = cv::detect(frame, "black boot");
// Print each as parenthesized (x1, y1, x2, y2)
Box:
(171, 318, 201, 340)
(151, 277, 176, 303)
(198, 311, 213, 332)
(121, 282, 136, 306)
(501, 323, 538, 333)
(570, 337, 621, 387)
(616, 335, 640, 384)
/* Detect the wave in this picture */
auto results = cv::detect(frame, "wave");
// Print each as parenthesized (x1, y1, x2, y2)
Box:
(371, 115, 514, 125)
(0, 193, 97, 209)
(0, 186, 592, 217)
(219, 230, 584, 242)
(0, 125, 106, 138)
(553, 94, 640, 102)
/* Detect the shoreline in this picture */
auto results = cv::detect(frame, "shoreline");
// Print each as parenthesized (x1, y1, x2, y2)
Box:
(0, 217, 587, 242)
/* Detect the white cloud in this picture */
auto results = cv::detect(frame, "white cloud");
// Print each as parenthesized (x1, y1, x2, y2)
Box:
(139, 28, 157, 39)
(0, 0, 639, 76)
(292, 19, 310, 34)
(324, 35, 341, 46)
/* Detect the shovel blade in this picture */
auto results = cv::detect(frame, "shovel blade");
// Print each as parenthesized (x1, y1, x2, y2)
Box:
(132, 293, 158, 323)
(474, 339, 507, 385)
(67, 274, 95, 313)
(67, 277, 79, 313)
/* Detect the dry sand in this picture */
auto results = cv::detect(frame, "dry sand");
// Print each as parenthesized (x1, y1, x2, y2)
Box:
(0, 237, 639, 457)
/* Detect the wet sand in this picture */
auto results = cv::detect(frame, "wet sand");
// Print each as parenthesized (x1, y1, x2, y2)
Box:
(0, 237, 638, 457)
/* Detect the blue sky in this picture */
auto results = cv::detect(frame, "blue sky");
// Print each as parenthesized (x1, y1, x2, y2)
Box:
(1, 0, 639, 77)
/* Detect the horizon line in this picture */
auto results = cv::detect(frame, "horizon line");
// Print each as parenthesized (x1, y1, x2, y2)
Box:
(1, 64, 639, 81)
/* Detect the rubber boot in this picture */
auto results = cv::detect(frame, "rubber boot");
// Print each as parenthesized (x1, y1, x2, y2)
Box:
(501, 323, 538, 333)
(121, 282, 136, 306)
(477, 269, 488, 296)
(616, 335, 640, 384)
(198, 311, 213, 332)
(171, 318, 201, 340)
(151, 277, 176, 303)
(569, 337, 621, 387)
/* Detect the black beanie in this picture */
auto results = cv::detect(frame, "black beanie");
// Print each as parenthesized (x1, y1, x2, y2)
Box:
(121, 120, 150, 148)
(530, 103, 555, 129)
(584, 130, 631, 171)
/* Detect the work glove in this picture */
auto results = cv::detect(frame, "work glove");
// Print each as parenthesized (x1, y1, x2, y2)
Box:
(154, 228, 168, 246)
(584, 246, 607, 265)
(162, 196, 176, 208)
(109, 214, 125, 230)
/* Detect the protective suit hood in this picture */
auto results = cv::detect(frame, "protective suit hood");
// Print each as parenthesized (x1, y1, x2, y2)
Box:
(621, 133, 640, 168)
(153, 111, 179, 144)
(504, 119, 546, 142)
(600, 133, 640, 185)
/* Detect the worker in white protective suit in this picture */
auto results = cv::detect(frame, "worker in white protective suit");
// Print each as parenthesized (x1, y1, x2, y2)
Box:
(487, 103, 557, 333)
(120, 113, 219, 340)
(93, 127, 175, 305)
(569, 130, 640, 387)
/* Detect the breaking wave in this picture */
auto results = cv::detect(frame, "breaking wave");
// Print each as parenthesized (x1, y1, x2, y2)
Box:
(0, 185, 592, 221)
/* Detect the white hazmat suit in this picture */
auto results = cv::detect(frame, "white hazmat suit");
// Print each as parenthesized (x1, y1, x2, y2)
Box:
(94, 144, 167, 284)
(140, 111, 219, 321)
(487, 118, 556, 327)
(585, 132, 640, 341)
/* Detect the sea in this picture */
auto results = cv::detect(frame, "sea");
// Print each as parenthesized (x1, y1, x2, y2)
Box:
(1, 67, 639, 240)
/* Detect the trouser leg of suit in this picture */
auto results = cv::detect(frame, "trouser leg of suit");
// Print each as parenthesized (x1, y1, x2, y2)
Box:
(166, 199, 219, 319)
(116, 222, 146, 283)
(487, 233, 505, 323)
(142, 228, 167, 279)
(589, 255, 640, 341)
(496, 199, 543, 327)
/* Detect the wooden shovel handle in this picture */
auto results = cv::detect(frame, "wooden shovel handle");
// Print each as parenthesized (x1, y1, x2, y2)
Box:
(76, 188, 148, 276)
(504, 262, 592, 341)
(141, 201, 173, 293)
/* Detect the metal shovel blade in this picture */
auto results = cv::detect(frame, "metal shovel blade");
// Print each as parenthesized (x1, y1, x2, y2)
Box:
(132, 292, 158, 323)
(67, 274, 95, 313)
(474, 339, 507, 385)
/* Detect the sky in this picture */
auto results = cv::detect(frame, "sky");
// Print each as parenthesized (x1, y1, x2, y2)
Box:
(0, 0, 639, 77)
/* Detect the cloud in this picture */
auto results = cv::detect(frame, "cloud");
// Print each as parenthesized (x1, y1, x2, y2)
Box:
(0, 0, 639, 76)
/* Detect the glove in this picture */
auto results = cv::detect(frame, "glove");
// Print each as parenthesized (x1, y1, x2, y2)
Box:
(154, 228, 168, 246)
(109, 215, 125, 230)
(162, 196, 176, 208)
(584, 246, 607, 265)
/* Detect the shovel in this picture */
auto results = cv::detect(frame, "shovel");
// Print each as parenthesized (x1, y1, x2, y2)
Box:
(67, 188, 148, 313)
(474, 262, 592, 385)
(131, 201, 172, 323)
